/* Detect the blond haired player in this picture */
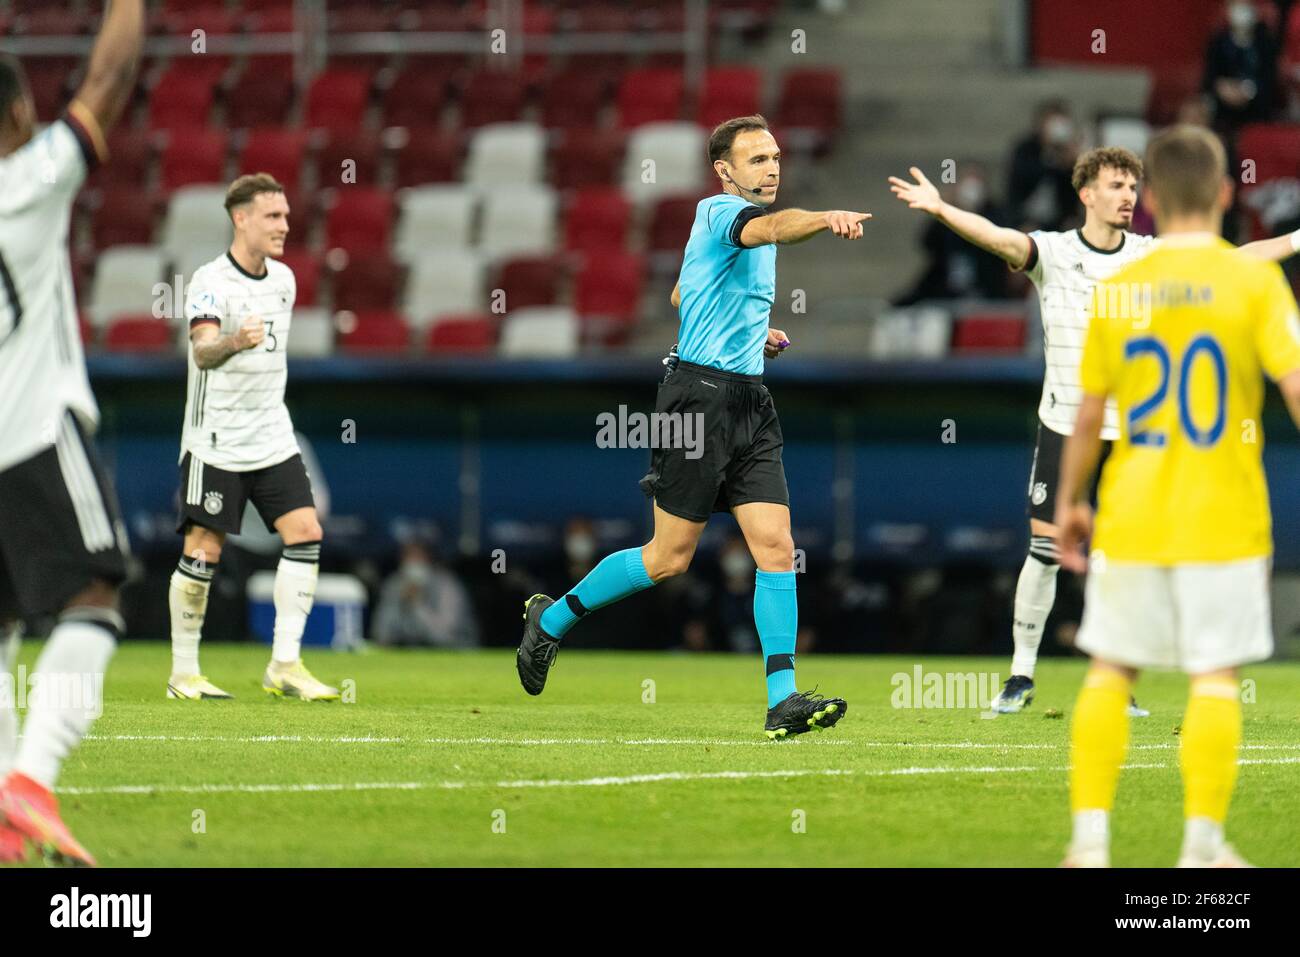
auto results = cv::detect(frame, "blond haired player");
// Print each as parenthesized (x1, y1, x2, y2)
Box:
(1057, 125, 1300, 867)
(167, 174, 338, 702)
(890, 148, 1300, 716)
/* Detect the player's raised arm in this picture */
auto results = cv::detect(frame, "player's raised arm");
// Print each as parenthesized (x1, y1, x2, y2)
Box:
(738, 208, 871, 247)
(70, 0, 145, 141)
(889, 166, 1032, 269)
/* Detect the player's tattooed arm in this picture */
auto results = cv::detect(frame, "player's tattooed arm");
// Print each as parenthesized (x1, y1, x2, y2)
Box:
(1239, 230, 1300, 262)
(740, 208, 870, 246)
(889, 166, 1032, 269)
(190, 317, 265, 370)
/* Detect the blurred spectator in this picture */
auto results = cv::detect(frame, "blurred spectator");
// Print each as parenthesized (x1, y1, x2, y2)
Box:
(716, 535, 758, 653)
(1007, 99, 1081, 232)
(896, 162, 1010, 304)
(1203, 0, 1279, 135)
(372, 536, 479, 648)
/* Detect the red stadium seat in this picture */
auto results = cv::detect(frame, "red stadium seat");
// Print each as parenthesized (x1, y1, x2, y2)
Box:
(324, 188, 394, 252)
(616, 68, 686, 129)
(160, 5, 238, 37)
(87, 129, 154, 190)
(393, 129, 463, 187)
(22, 58, 76, 121)
(648, 195, 705, 255)
(1146, 64, 1203, 125)
(103, 316, 174, 353)
(574, 251, 645, 343)
(159, 130, 229, 191)
(951, 311, 1026, 353)
(226, 65, 296, 130)
(381, 65, 454, 129)
(329, 5, 397, 33)
(92, 190, 161, 250)
(313, 129, 383, 189)
(272, 249, 321, 306)
(243, 0, 295, 10)
(1235, 124, 1300, 184)
(459, 71, 528, 128)
(305, 70, 373, 134)
(564, 187, 631, 253)
(540, 68, 613, 130)
(337, 310, 410, 353)
(496, 256, 564, 311)
(329, 250, 402, 311)
(550, 128, 625, 191)
(697, 66, 762, 129)
(425, 313, 498, 354)
(776, 68, 842, 154)
(238, 128, 309, 192)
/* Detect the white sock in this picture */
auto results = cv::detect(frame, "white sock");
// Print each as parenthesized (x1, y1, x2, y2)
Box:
(1182, 816, 1225, 859)
(1010, 542, 1059, 679)
(14, 612, 118, 790)
(272, 544, 320, 664)
(1071, 809, 1109, 851)
(0, 623, 20, 777)
(169, 556, 215, 678)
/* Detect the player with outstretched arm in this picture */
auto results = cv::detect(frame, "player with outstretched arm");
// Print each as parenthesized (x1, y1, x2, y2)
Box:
(890, 147, 1300, 716)
(516, 114, 870, 739)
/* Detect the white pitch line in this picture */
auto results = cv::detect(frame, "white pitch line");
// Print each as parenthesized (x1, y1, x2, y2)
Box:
(53, 756, 1300, 797)
(77, 733, 1300, 753)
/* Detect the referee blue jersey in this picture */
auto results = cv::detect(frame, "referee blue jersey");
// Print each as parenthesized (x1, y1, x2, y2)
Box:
(676, 193, 776, 376)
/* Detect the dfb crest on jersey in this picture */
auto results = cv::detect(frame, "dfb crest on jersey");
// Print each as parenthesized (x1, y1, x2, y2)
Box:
(1030, 481, 1048, 506)
(203, 490, 224, 515)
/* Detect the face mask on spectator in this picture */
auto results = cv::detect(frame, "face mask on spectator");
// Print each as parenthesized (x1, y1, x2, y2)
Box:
(566, 533, 596, 563)
(1230, 2, 1256, 32)
(722, 552, 752, 579)
(1044, 115, 1074, 146)
(957, 178, 987, 210)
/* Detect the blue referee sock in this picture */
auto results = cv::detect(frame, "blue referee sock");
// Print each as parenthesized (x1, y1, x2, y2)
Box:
(540, 547, 655, 639)
(755, 569, 797, 708)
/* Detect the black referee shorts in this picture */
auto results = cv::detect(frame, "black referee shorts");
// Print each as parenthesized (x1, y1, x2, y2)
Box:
(638, 360, 789, 522)
(1026, 420, 1111, 524)
(177, 452, 316, 536)
(0, 412, 130, 621)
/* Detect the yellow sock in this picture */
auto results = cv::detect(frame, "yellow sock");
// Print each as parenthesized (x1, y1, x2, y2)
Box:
(1180, 677, 1241, 823)
(1069, 667, 1132, 815)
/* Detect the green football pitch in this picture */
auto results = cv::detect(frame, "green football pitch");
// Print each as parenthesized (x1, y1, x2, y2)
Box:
(8, 642, 1299, 867)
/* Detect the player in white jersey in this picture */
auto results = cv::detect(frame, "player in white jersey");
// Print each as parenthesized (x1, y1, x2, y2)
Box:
(0, 0, 144, 867)
(889, 145, 1300, 715)
(166, 173, 339, 702)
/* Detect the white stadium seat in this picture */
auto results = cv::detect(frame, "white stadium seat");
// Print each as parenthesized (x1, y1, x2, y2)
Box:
(463, 122, 547, 188)
(286, 307, 336, 357)
(88, 245, 169, 327)
(393, 185, 478, 263)
(498, 306, 579, 358)
(478, 185, 557, 262)
(403, 249, 487, 328)
(1097, 115, 1152, 158)
(621, 122, 707, 205)
(161, 185, 231, 283)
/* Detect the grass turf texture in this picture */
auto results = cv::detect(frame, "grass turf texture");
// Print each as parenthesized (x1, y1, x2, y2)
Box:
(8, 642, 1299, 867)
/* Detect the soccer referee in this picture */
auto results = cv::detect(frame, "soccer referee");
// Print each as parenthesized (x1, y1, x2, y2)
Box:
(517, 115, 870, 739)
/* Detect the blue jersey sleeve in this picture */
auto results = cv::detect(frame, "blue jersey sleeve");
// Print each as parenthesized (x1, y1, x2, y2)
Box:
(704, 195, 766, 248)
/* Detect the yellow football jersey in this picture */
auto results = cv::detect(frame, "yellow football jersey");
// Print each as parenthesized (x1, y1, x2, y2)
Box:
(1080, 234, 1300, 563)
